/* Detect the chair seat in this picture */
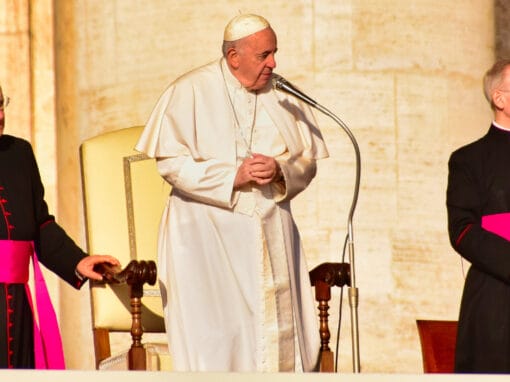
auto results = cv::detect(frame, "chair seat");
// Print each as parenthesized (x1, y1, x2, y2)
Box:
(98, 342, 172, 371)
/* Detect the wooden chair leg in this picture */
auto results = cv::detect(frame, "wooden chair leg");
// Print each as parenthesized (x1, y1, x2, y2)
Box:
(129, 285, 146, 370)
(315, 280, 334, 372)
(310, 262, 351, 373)
(93, 328, 112, 369)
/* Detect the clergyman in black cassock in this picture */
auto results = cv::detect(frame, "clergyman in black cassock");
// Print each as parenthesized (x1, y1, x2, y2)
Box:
(447, 59, 510, 373)
(0, 86, 120, 369)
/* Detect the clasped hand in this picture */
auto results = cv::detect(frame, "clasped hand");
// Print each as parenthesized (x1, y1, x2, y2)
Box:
(234, 153, 281, 189)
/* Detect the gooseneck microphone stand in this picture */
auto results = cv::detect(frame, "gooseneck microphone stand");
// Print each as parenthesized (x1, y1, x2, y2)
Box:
(273, 74, 361, 373)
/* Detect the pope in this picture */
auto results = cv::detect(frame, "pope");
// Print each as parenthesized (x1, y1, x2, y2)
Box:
(136, 13, 328, 372)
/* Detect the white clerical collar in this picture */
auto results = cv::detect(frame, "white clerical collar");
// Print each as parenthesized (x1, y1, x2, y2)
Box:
(492, 120, 510, 132)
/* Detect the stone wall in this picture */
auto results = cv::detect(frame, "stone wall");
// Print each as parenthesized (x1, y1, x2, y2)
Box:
(0, 0, 500, 372)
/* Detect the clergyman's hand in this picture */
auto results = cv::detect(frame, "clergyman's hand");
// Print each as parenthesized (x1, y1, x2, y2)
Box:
(76, 255, 121, 281)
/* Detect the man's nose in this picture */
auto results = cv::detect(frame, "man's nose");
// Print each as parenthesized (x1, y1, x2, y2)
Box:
(267, 54, 276, 69)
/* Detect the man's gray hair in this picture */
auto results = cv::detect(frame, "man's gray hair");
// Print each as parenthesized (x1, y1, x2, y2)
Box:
(483, 59, 510, 109)
(222, 39, 246, 58)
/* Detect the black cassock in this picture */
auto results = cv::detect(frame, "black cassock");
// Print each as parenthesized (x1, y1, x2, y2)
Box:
(447, 124, 510, 373)
(0, 135, 87, 368)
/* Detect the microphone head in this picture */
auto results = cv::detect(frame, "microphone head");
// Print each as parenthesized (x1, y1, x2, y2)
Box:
(271, 73, 318, 107)
(271, 73, 286, 90)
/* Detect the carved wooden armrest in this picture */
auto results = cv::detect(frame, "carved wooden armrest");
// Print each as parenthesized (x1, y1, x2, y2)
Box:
(309, 262, 350, 372)
(93, 260, 157, 370)
(94, 260, 157, 287)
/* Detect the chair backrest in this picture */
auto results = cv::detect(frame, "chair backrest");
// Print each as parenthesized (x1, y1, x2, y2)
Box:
(80, 126, 170, 366)
(416, 319, 458, 373)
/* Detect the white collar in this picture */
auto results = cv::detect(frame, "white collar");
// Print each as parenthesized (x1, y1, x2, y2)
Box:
(492, 120, 510, 132)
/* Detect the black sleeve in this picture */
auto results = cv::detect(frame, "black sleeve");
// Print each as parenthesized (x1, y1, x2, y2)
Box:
(37, 221, 88, 289)
(447, 150, 510, 284)
(26, 142, 88, 290)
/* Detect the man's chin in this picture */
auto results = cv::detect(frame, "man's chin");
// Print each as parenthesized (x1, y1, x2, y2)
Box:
(249, 78, 272, 92)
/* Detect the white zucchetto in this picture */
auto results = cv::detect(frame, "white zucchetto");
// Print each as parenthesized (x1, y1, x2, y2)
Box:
(223, 14, 270, 42)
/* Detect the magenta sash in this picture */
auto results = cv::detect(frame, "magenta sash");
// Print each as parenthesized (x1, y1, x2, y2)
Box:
(482, 213, 510, 241)
(0, 240, 65, 369)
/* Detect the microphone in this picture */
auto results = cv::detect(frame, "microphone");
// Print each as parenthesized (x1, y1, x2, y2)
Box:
(272, 74, 318, 107)
(272, 71, 362, 373)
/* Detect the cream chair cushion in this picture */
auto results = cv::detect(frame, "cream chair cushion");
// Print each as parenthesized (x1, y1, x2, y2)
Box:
(98, 343, 172, 371)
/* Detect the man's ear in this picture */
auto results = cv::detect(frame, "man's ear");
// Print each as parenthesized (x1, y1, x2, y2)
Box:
(226, 48, 240, 69)
(493, 91, 505, 110)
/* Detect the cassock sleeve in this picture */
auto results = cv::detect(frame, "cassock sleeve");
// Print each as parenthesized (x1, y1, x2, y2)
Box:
(447, 151, 510, 283)
(27, 143, 88, 289)
(272, 155, 317, 203)
(156, 155, 237, 209)
(38, 221, 88, 289)
(269, 94, 326, 203)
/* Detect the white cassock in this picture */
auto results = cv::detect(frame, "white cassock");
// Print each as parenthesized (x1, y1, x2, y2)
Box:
(135, 58, 329, 372)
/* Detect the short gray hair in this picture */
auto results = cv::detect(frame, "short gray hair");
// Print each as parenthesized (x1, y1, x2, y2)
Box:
(483, 59, 510, 109)
(222, 39, 247, 58)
